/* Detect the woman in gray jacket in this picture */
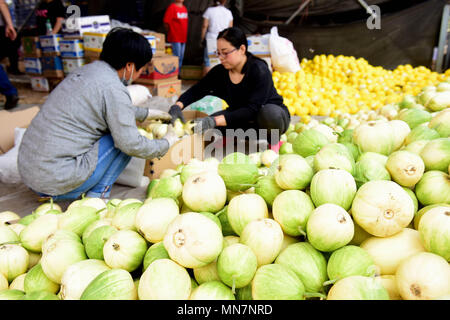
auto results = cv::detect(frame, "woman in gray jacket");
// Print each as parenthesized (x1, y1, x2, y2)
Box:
(18, 28, 178, 201)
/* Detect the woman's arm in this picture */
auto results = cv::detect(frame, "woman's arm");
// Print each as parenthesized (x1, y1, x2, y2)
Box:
(0, 0, 16, 40)
(177, 66, 221, 109)
(52, 17, 64, 34)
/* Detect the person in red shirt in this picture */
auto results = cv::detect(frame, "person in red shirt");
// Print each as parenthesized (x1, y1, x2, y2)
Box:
(163, 0, 188, 69)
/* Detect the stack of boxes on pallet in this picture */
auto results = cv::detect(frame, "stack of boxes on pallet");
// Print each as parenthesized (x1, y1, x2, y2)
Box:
(21, 15, 111, 92)
(134, 32, 182, 98)
(22, 34, 64, 92)
(21, 15, 174, 98)
(206, 34, 273, 72)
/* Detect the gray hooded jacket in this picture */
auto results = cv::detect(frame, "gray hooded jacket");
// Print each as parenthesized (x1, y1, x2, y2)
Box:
(18, 60, 169, 196)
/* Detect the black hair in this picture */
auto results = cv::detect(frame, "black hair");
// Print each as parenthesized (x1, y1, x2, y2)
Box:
(217, 27, 267, 74)
(100, 27, 152, 70)
(213, 0, 227, 6)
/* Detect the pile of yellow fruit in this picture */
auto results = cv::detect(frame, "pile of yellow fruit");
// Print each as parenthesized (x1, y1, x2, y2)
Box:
(273, 54, 450, 123)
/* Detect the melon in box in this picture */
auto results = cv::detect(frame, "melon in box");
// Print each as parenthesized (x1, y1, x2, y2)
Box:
(142, 110, 207, 179)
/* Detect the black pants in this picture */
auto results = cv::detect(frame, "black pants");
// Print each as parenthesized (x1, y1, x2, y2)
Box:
(211, 104, 291, 145)
(0, 26, 21, 72)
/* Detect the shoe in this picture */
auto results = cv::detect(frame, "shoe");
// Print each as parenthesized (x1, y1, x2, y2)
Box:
(4, 95, 19, 110)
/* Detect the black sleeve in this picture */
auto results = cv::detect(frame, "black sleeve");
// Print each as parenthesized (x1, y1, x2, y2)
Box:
(178, 65, 222, 108)
(53, 0, 66, 18)
(223, 61, 273, 125)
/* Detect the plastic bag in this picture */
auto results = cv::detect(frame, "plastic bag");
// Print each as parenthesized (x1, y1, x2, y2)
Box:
(185, 95, 226, 115)
(0, 128, 26, 184)
(116, 157, 148, 188)
(269, 26, 301, 73)
(127, 84, 152, 107)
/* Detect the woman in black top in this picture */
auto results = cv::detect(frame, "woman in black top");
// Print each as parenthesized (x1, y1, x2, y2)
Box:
(35, 0, 66, 35)
(168, 27, 290, 149)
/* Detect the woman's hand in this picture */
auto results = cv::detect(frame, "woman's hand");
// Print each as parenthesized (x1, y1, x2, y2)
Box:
(5, 24, 16, 40)
(193, 116, 216, 133)
(168, 104, 186, 124)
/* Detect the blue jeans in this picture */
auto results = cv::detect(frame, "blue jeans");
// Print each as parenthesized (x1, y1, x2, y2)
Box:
(0, 64, 17, 97)
(171, 42, 186, 69)
(203, 46, 210, 67)
(38, 135, 131, 201)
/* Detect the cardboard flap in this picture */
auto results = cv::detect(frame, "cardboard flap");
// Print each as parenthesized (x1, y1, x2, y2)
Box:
(0, 107, 40, 154)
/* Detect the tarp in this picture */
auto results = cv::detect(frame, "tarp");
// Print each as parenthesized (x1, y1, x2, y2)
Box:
(88, 0, 447, 69)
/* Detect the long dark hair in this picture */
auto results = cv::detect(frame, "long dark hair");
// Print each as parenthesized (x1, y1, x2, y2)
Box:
(217, 27, 267, 74)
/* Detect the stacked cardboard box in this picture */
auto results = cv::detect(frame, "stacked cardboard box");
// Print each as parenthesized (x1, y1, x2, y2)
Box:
(62, 15, 111, 38)
(60, 37, 86, 75)
(135, 54, 181, 98)
(142, 31, 166, 57)
(22, 36, 44, 91)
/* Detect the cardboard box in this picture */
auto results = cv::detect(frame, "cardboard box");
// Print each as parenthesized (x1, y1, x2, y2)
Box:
(42, 56, 63, 71)
(140, 54, 179, 80)
(59, 39, 84, 58)
(143, 31, 166, 52)
(30, 76, 50, 92)
(84, 50, 101, 59)
(209, 56, 221, 69)
(143, 34, 156, 55)
(62, 15, 111, 37)
(22, 36, 41, 58)
(39, 34, 62, 55)
(63, 58, 85, 74)
(141, 110, 207, 178)
(43, 70, 64, 78)
(138, 78, 181, 98)
(24, 57, 43, 75)
(84, 55, 100, 64)
(154, 50, 165, 57)
(83, 32, 108, 52)
(180, 65, 203, 80)
(0, 107, 40, 154)
(247, 34, 270, 55)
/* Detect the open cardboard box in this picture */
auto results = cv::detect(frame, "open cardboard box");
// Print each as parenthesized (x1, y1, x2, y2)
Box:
(140, 110, 208, 179)
(0, 107, 40, 154)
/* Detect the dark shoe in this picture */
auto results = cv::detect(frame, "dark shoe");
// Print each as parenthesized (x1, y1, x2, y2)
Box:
(4, 95, 19, 110)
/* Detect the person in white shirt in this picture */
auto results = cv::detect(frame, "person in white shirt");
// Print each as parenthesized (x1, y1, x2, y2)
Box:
(201, 0, 233, 75)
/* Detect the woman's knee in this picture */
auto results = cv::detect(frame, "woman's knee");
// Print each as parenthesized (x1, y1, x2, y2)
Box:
(257, 104, 290, 133)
